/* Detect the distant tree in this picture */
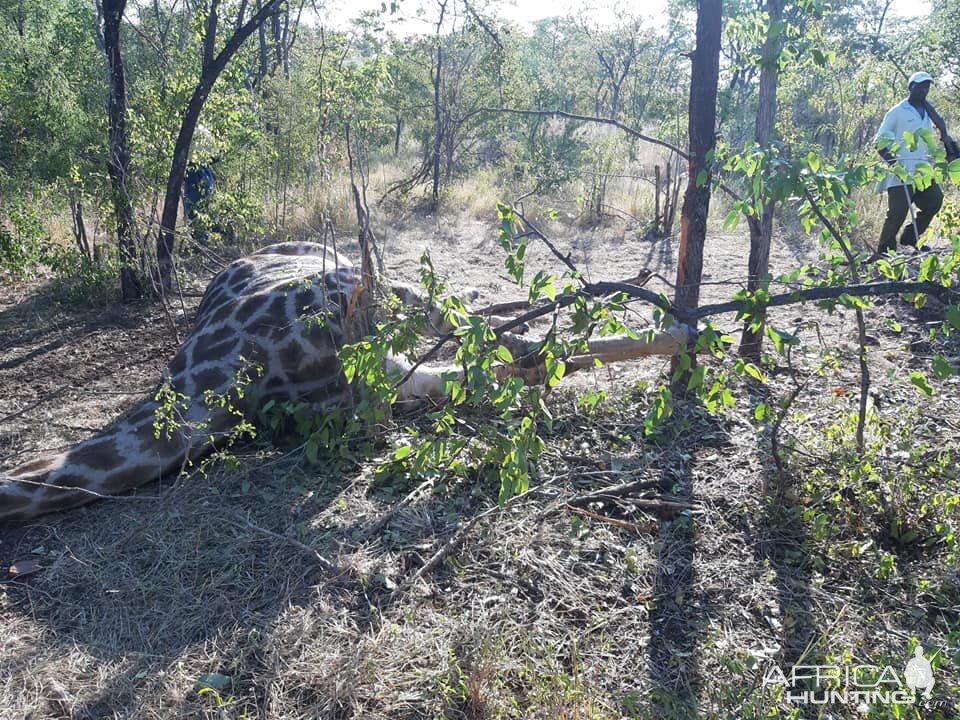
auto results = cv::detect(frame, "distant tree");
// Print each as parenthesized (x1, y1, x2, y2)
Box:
(0, 0, 105, 264)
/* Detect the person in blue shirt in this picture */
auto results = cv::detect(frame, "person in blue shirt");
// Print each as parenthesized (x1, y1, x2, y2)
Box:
(183, 163, 216, 245)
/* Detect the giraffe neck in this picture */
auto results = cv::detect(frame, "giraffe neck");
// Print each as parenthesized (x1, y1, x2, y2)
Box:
(0, 241, 471, 523)
(0, 242, 357, 522)
(0, 370, 260, 522)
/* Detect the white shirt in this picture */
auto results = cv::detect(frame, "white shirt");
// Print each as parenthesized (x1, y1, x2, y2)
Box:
(873, 98, 935, 191)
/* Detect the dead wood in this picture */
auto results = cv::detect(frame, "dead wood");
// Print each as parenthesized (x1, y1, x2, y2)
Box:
(566, 505, 657, 534)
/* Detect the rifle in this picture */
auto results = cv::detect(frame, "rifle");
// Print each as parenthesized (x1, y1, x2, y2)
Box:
(924, 100, 960, 161)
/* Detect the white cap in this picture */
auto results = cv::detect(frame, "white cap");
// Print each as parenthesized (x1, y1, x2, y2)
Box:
(908, 71, 933, 87)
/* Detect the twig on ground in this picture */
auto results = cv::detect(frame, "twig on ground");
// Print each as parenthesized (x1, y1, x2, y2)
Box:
(361, 477, 434, 540)
(225, 512, 342, 575)
(512, 207, 582, 279)
(566, 504, 657, 534)
(395, 485, 548, 595)
(553, 478, 669, 512)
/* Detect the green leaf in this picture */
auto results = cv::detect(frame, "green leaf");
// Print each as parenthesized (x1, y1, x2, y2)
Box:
(909, 371, 934, 397)
(394, 445, 412, 460)
(545, 356, 566, 387)
(686, 365, 706, 392)
(195, 673, 232, 693)
(742, 362, 765, 382)
(918, 254, 939, 281)
(932, 354, 956, 379)
(723, 209, 740, 232)
(495, 345, 514, 363)
(946, 305, 960, 330)
(754, 403, 768, 421)
(948, 158, 960, 184)
(305, 439, 319, 464)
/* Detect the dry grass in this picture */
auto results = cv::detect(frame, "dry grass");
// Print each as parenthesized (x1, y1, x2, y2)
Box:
(3, 193, 960, 719)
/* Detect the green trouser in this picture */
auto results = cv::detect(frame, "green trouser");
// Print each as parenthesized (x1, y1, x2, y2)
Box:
(877, 182, 944, 253)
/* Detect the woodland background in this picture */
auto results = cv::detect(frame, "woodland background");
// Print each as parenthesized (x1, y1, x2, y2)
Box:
(2, 0, 960, 718)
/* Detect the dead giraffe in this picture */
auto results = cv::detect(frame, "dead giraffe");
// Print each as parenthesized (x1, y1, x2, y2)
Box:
(0, 242, 688, 523)
(0, 242, 434, 522)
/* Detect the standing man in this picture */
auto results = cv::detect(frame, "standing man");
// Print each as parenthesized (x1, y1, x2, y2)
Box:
(183, 162, 216, 246)
(873, 71, 955, 255)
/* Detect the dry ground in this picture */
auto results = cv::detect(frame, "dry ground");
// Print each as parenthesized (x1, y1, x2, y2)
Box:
(1, 207, 959, 719)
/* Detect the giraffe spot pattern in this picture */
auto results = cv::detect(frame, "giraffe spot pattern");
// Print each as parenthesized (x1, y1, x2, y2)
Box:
(1, 243, 361, 522)
(193, 336, 241, 365)
(168, 349, 189, 378)
(192, 367, 231, 393)
(11, 457, 59, 475)
(133, 421, 187, 457)
(68, 438, 121, 471)
(279, 341, 306, 375)
(233, 295, 263, 324)
(124, 404, 158, 427)
(102, 465, 162, 493)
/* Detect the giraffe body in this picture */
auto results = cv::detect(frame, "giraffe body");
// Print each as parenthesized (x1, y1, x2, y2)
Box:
(1, 241, 691, 522)
(0, 242, 370, 522)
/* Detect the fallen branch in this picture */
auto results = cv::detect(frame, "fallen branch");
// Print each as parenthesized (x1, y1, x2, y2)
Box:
(566, 504, 657, 534)
(564, 478, 671, 508)
(472, 271, 651, 318)
(395, 484, 548, 594)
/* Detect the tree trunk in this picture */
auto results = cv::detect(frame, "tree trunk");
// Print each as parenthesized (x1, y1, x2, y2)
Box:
(155, 0, 281, 293)
(101, 0, 142, 300)
(672, 0, 722, 380)
(654, 164, 662, 234)
(70, 192, 91, 261)
(156, 77, 215, 290)
(431, 43, 443, 209)
(740, 0, 783, 359)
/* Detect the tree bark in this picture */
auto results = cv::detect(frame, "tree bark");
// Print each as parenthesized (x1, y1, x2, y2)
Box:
(429, 0, 448, 210)
(101, 0, 142, 300)
(155, 0, 282, 293)
(740, 0, 783, 359)
(673, 0, 722, 316)
(431, 43, 443, 209)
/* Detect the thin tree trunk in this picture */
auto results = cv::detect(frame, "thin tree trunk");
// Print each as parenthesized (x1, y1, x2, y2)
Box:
(70, 192, 91, 261)
(101, 0, 142, 300)
(740, 0, 783, 359)
(672, 0, 722, 382)
(654, 164, 661, 234)
(155, 0, 281, 292)
(428, 0, 448, 210)
(431, 43, 443, 209)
